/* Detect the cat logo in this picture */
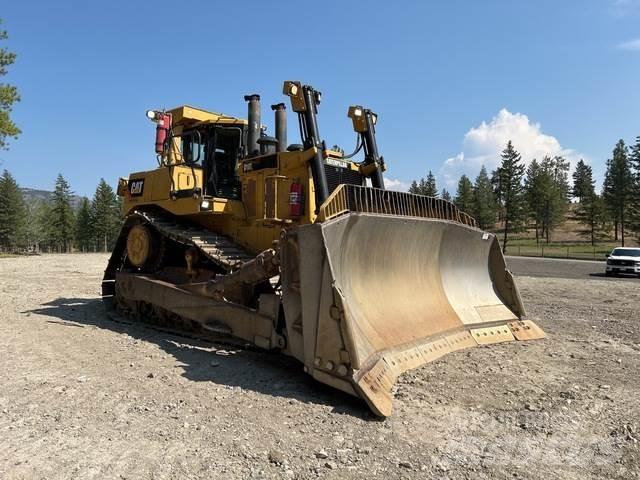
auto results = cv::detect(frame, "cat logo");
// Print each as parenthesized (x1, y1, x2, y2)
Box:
(128, 179, 145, 197)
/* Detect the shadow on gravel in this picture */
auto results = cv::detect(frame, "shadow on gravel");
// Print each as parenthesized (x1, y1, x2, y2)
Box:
(589, 272, 640, 280)
(23, 297, 375, 419)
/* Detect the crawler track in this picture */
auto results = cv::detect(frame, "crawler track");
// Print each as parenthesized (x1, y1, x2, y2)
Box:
(101, 209, 256, 343)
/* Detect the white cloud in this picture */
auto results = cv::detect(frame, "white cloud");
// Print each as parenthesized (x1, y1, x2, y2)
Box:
(617, 38, 640, 50)
(384, 177, 410, 192)
(440, 109, 584, 189)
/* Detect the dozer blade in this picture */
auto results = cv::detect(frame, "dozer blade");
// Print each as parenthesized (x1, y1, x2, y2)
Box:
(290, 213, 544, 417)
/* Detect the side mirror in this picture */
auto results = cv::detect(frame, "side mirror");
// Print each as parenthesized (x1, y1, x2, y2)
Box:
(605, 254, 610, 258)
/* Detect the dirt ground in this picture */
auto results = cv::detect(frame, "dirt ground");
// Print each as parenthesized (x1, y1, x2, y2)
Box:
(0, 253, 639, 480)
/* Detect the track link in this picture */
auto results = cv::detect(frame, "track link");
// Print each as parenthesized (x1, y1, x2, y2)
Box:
(101, 209, 255, 334)
(130, 210, 254, 270)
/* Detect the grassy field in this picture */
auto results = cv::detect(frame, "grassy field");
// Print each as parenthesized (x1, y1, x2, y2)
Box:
(502, 238, 619, 260)
(493, 204, 639, 260)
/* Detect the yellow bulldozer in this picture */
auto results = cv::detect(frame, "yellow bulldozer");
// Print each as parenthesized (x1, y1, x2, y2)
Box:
(102, 81, 544, 416)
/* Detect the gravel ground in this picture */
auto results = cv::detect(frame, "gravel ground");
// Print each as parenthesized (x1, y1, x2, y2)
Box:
(0, 253, 639, 480)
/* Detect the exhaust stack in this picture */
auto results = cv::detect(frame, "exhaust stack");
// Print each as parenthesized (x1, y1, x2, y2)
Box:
(244, 94, 261, 157)
(271, 103, 287, 152)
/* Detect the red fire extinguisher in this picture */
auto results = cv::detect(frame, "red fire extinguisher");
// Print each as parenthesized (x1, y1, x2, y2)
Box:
(289, 181, 303, 217)
(154, 112, 172, 154)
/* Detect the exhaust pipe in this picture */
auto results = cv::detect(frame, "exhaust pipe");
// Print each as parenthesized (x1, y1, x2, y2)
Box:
(271, 103, 287, 152)
(244, 94, 261, 157)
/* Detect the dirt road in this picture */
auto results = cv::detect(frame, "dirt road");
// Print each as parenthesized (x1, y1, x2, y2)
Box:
(1, 254, 639, 479)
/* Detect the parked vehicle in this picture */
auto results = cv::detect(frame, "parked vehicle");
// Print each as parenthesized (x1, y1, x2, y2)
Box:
(605, 247, 640, 277)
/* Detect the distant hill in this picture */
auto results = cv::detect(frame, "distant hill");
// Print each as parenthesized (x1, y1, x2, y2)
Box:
(20, 187, 84, 210)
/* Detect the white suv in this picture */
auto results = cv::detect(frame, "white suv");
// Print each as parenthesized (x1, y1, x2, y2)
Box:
(605, 247, 640, 277)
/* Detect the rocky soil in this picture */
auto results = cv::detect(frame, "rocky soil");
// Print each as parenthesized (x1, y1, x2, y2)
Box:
(0, 253, 638, 479)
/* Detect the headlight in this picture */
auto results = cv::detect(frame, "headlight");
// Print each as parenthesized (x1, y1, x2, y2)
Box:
(606, 259, 612, 265)
(200, 200, 210, 210)
(146, 109, 157, 121)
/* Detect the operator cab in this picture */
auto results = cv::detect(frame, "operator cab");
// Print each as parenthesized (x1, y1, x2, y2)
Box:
(147, 105, 247, 201)
(181, 125, 243, 199)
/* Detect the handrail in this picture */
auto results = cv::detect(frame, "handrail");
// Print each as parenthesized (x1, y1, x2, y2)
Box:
(316, 184, 477, 228)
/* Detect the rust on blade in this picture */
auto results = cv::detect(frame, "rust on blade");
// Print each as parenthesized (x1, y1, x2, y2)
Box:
(294, 212, 546, 417)
(354, 326, 520, 416)
(354, 334, 456, 417)
(508, 320, 546, 341)
(475, 304, 519, 322)
(356, 357, 396, 417)
(445, 330, 477, 352)
(353, 322, 546, 416)
(470, 325, 515, 345)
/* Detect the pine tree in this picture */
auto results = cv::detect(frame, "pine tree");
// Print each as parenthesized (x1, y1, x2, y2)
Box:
(489, 168, 506, 223)
(441, 188, 451, 202)
(418, 177, 427, 195)
(602, 158, 614, 235)
(24, 200, 50, 252)
(49, 174, 75, 252)
(91, 178, 121, 251)
(540, 155, 570, 243)
(34, 200, 53, 252)
(472, 166, 497, 230)
(524, 156, 570, 244)
(0, 169, 26, 249)
(408, 172, 440, 196)
(573, 178, 608, 246)
(424, 170, 438, 197)
(525, 159, 543, 243)
(495, 141, 526, 253)
(75, 197, 93, 252)
(629, 136, 640, 239)
(603, 139, 633, 246)
(454, 175, 473, 212)
(572, 159, 593, 202)
(0, 19, 20, 149)
(573, 160, 607, 245)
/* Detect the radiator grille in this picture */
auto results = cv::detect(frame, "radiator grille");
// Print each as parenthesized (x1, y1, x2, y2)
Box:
(324, 164, 365, 194)
(609, 259, 634, 266)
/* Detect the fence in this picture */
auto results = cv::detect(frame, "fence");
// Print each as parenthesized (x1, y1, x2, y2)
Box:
(504, 245, 611, 261)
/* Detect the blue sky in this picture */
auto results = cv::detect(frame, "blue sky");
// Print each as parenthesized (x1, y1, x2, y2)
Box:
(2, 0, 640, 196)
